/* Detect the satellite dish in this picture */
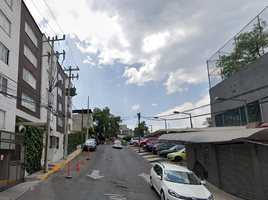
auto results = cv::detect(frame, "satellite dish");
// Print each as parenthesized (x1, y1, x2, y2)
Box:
(19, 125, 26, 133)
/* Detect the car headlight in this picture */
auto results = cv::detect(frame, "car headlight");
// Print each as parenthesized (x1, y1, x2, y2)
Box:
(208, 195, 214, 200)
(168, 153, 174, 156)
(168, 189, 181, 198)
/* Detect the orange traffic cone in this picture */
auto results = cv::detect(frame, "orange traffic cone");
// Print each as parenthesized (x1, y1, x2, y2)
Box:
(83, 160, 85, 165)
(76, 161, 80, 170)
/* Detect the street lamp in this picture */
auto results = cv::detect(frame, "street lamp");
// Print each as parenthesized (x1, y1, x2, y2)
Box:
(154, 117, 167, 129)
(173, 111, 193, 128)
(215, 96, 249, 124)
(44, 79, 62, 173)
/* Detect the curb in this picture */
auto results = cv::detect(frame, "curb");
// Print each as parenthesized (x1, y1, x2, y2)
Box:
(39, 149, 83, 180)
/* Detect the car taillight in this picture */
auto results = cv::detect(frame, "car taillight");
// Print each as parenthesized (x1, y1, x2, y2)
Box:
(155, 144, 158, 147)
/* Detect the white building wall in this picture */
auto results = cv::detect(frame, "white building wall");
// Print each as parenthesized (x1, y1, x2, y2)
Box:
(0, 1, 21, 132)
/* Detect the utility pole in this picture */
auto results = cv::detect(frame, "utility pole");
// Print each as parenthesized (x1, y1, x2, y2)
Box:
(137, 112, 141, 153)
(63, 66, 79, 160)
(43, 35, 65, 173)
(87, 96, 89, 140)
(81, 108, 84, 149)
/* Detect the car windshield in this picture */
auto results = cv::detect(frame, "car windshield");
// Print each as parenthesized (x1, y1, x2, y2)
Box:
(164, 170, 201, 185)
(114, 140, 121, 144)
(85, 140, 94, 144)
(176, 148, 185, 153)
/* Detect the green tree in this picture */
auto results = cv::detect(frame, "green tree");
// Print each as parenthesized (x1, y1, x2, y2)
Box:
(202, 117, 212, 127)
(93, 107, 121, 139)
(134, 121, 149, 137)
(217, 20, 268, 79)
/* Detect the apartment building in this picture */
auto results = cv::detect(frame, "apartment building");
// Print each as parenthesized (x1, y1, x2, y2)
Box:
(0, 0, 73, 190)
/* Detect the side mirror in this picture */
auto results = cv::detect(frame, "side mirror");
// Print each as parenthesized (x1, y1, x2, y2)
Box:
(201, 180, 206, 185)
(156, 175, 162, 180)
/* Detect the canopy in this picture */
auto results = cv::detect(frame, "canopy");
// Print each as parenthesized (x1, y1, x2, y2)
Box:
(158, 127, 268, 143)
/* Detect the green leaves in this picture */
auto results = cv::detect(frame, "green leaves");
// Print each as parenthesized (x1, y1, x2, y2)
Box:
(23, 124, 44, 174)
(217, 19, 268, 79)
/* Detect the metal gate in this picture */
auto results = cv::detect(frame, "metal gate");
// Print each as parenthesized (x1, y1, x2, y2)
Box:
(216, 144, 258, 200)
(0, 131, 25, 192)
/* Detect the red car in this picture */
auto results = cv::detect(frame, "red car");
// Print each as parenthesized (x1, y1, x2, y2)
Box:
(138, 138, 158, 148)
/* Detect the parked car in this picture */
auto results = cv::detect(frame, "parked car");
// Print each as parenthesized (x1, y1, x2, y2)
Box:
(89, 137, 99, 145)
(167, 148, 186, 162)
(138, 138, 158, 148)
(83, 139, 97, 151)
(145, 141, 161, 151)
(129, 137, 140, 145)
(150, 162, 213, 200)
(152, 143, 174, 155)
(158, 145, 185, 158)
(113, 140, 122, 149)
(120, 139, 127, 146)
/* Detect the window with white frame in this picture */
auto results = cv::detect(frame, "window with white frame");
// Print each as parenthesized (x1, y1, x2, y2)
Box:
(0, 41, 9, 65)
(58, 117, 63, 127)
(23, 68, 36, 89)
(58, 102, 62, 111)
(0, 75, 7, 95)
(58, 87, 63, 97)
(5, 0, 12, 8)
(0, 9, 11, 35)
(21, 93, 36, 112)
(25, 21, 38, 47)
(24, 44, 37, 68)
(0, 109, 5, 128)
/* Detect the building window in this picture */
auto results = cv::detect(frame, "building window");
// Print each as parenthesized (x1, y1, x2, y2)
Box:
(0, 76, 7, 95)
(0, 109, 5, 128)
(25, 21, 38, 47)
(0, 41, 9, 65)
(58, 87, 63, 97)
(23, 68, 36, 89)
(0, 9, 11, 35)
(58, 102, 62, 111)
(21, 93, 36, 112)
(58, 117, 63, 127)
(5, 0, 12, 9)
(24, 44, 37, 68)
(49, 136, 59, 149)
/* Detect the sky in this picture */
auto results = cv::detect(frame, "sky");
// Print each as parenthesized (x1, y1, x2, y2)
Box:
(23, 0, 268, 132)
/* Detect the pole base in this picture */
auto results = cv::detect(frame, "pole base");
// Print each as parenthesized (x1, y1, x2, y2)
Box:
(65, 176, 72, 179)
(86, 158, 91, 160)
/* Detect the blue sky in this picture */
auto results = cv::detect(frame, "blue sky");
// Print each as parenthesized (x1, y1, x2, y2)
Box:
(24, 0, 268, 131)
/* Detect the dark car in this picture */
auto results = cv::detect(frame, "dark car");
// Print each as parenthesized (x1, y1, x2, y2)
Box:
(158, 144, 185, 158)
(146, 141, 168, 151)
(83, 139, 97, 151)
(152, 142, 174, 155)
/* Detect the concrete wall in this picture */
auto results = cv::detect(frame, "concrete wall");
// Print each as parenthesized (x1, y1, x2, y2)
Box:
(210, 53, 268, 126)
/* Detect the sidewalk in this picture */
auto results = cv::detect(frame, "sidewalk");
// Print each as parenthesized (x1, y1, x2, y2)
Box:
(0, 148, 83, 200)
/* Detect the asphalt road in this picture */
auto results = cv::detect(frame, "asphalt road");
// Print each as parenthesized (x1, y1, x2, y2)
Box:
(16, 145, 159, 200)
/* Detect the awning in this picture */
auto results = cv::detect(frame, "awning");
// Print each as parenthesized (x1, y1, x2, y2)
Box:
(158, 127, 268, 143)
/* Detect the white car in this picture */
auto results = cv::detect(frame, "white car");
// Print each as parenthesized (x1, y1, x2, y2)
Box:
(113, 140, 122, 149)
(150, 162, 213, 200)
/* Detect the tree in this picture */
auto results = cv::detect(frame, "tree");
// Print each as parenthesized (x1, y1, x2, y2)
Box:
(93, 107, 121, 139)
(217, 20, 268, 79)
(134, 121, 149, 137)
(202, 117, 212, 127)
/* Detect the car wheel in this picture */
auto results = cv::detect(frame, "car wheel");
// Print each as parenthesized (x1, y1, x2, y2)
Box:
(160, 190, 165, 200)
(150, 177, 154, 189)
(174, 156, 182, 162)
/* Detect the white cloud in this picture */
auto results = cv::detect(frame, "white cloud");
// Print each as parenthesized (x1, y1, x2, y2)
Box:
(132, 104, 140, 110)
(152, 103, 157, 106)
(156, 93, 211, 128)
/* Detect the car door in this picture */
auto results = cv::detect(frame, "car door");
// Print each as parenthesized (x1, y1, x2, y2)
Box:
(153, 164, 163, 194)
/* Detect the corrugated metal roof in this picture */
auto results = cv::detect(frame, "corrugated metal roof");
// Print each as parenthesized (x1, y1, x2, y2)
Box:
(158, 127, 268, 143)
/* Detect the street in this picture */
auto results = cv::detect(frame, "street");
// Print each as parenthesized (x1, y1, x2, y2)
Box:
(16, 145, 159, 200)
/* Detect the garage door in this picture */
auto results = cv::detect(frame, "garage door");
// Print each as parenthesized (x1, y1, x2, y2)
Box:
(216, 144, 258, 200)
